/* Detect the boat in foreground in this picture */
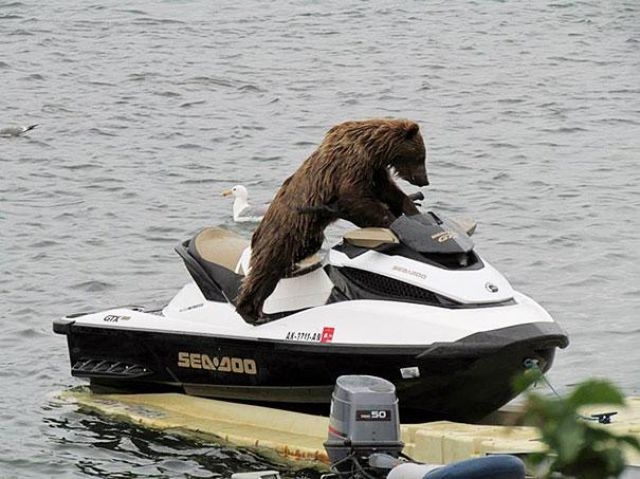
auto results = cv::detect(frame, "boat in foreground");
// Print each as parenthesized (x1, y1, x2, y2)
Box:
(54, 211, 568, 422)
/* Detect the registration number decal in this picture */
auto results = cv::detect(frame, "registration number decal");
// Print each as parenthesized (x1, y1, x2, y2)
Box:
(286, 326, 335, 343)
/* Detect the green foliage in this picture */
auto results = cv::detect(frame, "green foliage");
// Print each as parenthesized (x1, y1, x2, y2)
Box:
(519, 377, 640, 478)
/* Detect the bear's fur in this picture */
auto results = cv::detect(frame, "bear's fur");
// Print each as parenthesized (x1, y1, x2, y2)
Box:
(235, 118, 429, 323)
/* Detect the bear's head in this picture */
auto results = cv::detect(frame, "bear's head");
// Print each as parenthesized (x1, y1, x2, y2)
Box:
(389, 121, 429, 187)
(324, 118, 429, 187)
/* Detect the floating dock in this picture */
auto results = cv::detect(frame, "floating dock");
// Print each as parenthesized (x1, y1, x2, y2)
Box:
(60, 389, 640, 469)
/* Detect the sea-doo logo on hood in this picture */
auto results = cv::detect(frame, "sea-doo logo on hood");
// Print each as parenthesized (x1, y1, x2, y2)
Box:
(392, 266, 426, 280)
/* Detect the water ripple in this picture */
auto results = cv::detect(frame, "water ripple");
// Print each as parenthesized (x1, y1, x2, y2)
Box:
(71, 281, 115, 292)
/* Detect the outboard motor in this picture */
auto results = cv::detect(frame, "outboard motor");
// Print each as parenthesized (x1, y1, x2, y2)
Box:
(323, 376, 526, 479)
(323, 375, 404, 478)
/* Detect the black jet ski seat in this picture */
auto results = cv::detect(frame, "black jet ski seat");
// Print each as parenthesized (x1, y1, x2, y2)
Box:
(174, 228, 244, 303)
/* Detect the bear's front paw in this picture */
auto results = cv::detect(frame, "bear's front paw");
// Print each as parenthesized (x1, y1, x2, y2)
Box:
(236, 304, 260, 325)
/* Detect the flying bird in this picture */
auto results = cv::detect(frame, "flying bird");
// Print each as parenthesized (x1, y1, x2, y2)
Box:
(0, 124, 38, 137)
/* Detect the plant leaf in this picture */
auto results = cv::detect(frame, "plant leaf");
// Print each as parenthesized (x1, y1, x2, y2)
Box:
(567, 379, 625, 409)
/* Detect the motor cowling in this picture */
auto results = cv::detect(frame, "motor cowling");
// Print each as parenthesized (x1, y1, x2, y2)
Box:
(324, 375, 404, 472)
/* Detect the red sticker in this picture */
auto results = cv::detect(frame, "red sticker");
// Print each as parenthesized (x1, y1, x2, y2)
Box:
(320, 327, 335, 343)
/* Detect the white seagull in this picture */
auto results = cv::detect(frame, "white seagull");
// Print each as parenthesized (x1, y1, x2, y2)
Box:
(0, 124, 38, 138)
(222, 185, 269, 223)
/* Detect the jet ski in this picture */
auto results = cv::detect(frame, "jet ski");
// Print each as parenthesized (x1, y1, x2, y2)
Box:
(53, 209, 568, 423)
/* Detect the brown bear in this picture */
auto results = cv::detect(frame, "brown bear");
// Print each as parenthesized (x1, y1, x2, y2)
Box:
(235, 118, 429, 324)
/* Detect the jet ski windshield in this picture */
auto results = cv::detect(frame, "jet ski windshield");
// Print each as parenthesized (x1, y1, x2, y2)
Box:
(390, 213, 474, 254)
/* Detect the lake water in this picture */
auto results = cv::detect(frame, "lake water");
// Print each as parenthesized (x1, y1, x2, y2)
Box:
(1, 0, 639, 477)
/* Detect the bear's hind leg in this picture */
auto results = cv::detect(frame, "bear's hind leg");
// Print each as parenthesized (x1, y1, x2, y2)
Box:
(235, 248, 292, 324)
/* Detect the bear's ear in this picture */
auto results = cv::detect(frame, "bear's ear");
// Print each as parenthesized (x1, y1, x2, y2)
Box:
(404, 122, 420, 139)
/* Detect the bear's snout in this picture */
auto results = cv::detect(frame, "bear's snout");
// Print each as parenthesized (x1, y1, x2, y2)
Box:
(409, 172, 429, 187)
